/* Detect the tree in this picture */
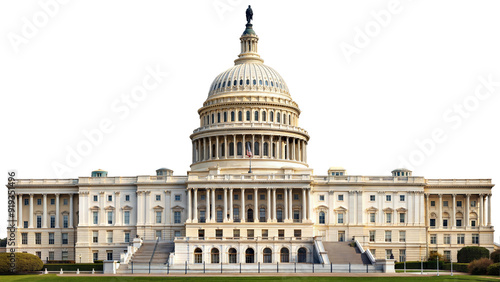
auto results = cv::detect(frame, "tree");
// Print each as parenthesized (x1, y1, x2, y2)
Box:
(491, 250, 500, 263)
(0, 237, 7, 247)
(457, 246, 489, 263)
(0, 253, 43, 273)
(468, 258, 493, 275)
(428, 252, 444, 262)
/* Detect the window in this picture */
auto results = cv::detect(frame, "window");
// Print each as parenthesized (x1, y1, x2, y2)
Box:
(278, 229, 284, 239)
(107, 231, 113, 243)
(430, 218, 436, 227)
(386, 195, 392, 202)
(254, 111, 259, 121)
(472, 234, 479, 244)
(175, 194, 181, 201)
(293, 210, 300, 222)
(217, 194, 222, 200)
(280, 248, 290, 263)
(62, 233, 68, 244)
(238, 111, 242, 121)
(457, 200, 462, 207)
(233, 229, 240, 239)
(156, 230, 162, 239)
(217, 112, 221, 123)
(62, 251, 68, 261)
(294, 194, 299, 200)
(338, 194, 344, 201)
(471, 200, 476, 207)
(125, 195, 130, 201)
(63, 199, 68, 205)
(263, 248, 272, 263)
(229, 248, 237, 263)
(50, 215, 55, 228)
(270, 111, 274, 122)
(319, 211, 325, 224)
(399, 231, 406, 242)
(24, 199, 29, 205)
(108, 195, 112, 202)
(294, 229, 302, 239)
(431, 201, 435, 207)
(298, 248, 307, 263)
(444, 234, 451, 244)
(399, 213, 405, 223)
(430, 234, 437, 244)
(156, 211, 162, 223)
(93, 212, 98, 225)
(263, 143, 269, 156)
(175, 231, 181, 237)
(385, 231, 392, 242)
(36, 252, 41, 259)
(248, 194, 252, 200)
(124, 211, 130, 224)
(24, 221, 28, 228)
(215, 229, 223, 239)
(370, 195, 375, 201)
(93, 251, 99, 262)
(400, 195, 405, 202)
(277, 194, 283, 200)
(337, 213, 344, 224)
(49, 251, 54, 261)
(386, 213, 392, 223)
(233, 208, 239, 221)
(245, 248, 255, 263)
(93, 231, 98, 243)
(399, 249, 406, 262)
(174, 211, 181, 223)
(49, 233, 54, 244)
(369, 231, 375, 242)
(248, 229, 254, 239)
(51, 198, 55, 205)
(156, 195, 161, 201)
(211, 248, 220, 263)
(370, 213, 376, 223)
(457, 234, 465, 244)
(471, 220, 476, 227)
(262, 229, 268, 239)
(262, 111, 266, 121)
(444, 250, 451, 262)
(443, 201, 448, 207)
(93, 195, 98, 202)
(246, 111, 250, 121)
(22, 233, 27, 244)
(231, 111, 235, 122)
(259, 208, 265, 222)
(456, 219, 462, 227)
(277, 112, 281, 123)
(37, 198, 41, 205)
(35, 233, 41, 244)
(107, 251, 113, 261)
(217, 210, 223, 223)
(338, 231, 345, 242)
(37, 215, 42, 228)
(254, 142, 259, 155)
(125, 232, 130, 243)
(443, 219, 448, 228)
(237, 142, 243, 155)
(201, 194, 206, 200)
(198, 229, 204, 240)
(63, 215, 68, 228)
(319, 195, 325, 201)
(386, 249, 393, 260)
(107, 211, 113, 224)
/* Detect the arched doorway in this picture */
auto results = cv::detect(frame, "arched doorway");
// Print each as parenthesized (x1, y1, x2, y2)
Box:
(263, 248, 272, 263)
(298, 247, 307, 263)
(280, 248, 289, 263)
(228, 248, 237, 263)
(245, 248, 255, 263)
(194, 248, 203, 264)
(211, 248, 219, 263)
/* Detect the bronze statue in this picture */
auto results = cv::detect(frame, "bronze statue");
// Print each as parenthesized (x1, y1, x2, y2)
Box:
(246, 5, 253, 24)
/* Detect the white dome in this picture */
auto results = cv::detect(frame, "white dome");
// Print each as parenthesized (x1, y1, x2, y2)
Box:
(208, 63, 290, 98)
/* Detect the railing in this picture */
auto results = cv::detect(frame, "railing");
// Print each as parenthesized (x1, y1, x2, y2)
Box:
(355, 240, 375, 264)
(426, 179, 492, 185)
(175, 236, 314, 242)
(192, 122, 309, 136)
(149, 238, 160, 268)
(188, 174, 312, 182)
(312, 175, 426, 184)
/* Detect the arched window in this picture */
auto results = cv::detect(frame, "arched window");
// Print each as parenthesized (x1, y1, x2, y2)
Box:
(265, 80, 268, 86)
(234, 80, 237, 86)
(263, 248, 272, 263)
(319, 211, 325, 224)
(298, 248, 307, 263)
(271, 81, 274, 87)
(211, 114, 214, 124)
(277, 112, 281, 123)
(289, 114, 291, 125)
(227, 81, 231, 87)
(221, 143, 225, 157)
(246, 111, 250, 121)
(231, 111, 235, 122)
(247, 208, 254, 222)
(212, 144, 216, 158)
(228, 248, 237, 263)
(223, 112, 227, 122)
(254, 142, 259, 155)
(240, 79, 243, 85)
(283, 114, 286, 124)
(211, 248, 220, 264)
(253, 79, 256, 85)
(222, 82, 225, 88)
(194, 248, 203, 264)
(270, 111, 274, 122)
(259, 80, 262, 85)
(238, 111, 242, 121)
(229, 142, 234, 156)
(280, 248, 289, 263)
(262, 111, 266, 121)
(217, 113, 220, 123)
(237, 142, 243, 156)
(246, 79, 250, 85)
(272, 143, 276, 158)
(245, 142, 251, 155)
(254, 111, 259, 121)
(263, 143, 269, 156)
(245, 248, 255, 263)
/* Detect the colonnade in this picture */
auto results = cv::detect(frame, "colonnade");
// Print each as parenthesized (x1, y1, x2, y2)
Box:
(16, 193, 74, 229)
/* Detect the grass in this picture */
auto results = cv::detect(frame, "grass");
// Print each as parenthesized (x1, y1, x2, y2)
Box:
(0, 275, 499, 282)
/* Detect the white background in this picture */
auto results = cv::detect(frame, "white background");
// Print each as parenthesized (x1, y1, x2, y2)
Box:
(0, 0, 499, 244)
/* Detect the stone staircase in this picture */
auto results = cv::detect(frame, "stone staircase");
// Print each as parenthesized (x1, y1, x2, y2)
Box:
(130, 241, 174, 264)
(322, 241, 371, 265)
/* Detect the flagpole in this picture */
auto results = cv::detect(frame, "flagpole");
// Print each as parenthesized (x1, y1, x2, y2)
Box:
(248, 154, 252, 173)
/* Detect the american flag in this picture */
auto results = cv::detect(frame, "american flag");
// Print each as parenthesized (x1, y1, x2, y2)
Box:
(246, 143, 253, 158)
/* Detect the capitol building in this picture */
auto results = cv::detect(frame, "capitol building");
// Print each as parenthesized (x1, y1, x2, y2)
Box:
(12, 14, 495, 273)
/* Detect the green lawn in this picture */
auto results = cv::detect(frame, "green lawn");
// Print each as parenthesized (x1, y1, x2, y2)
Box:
(0, 275, 499, 282)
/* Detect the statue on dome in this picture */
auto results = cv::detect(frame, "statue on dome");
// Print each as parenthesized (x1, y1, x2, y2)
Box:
(246, 5, 253, 24)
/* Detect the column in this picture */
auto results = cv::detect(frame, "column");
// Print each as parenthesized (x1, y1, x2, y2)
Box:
(479, 194, 484, 227)
(379, 192, 384, 224)
(291, 138, 295, 160)
(136, 192, 143, 225)
(302, 189, 307, 221)
(100, 191, 105, 225)
(307, 188, 312, 221)
(229, 188, 233, 222)
(297, 139, 301, 162)
(224, 136, 228, 159)
(69, 194, 74, 228)
(412, 192, 416, 225)
(288, 188, 293, 222)
(465, 194, 470, 228)
(233, 135, 236, 159)
(29, 194, 34, 228)
(254, 188, 258, 222)
(286, 137, 290, 160)
(452, 194, 456, 228)
(115, 191, 121, 225)
(216, 136, 219, 159)
(208, 138, 212, 159)
(241, 188, 245, 223)
(145, 191, 151, 225)
(438, 194, 442, 229)
(223, 188, 228, 222)
(278, 136, 282, 159)
(487, 194, 492, 226)
(206, 188, 211, 222)
(187, 188, 192, 223)
(348, 191, 355, 224)
(211, 188, 216, 223)
(357, 191, 363, 225)
(42, 194, 47, 228)
(260, 135, 264, 157)
(284, 188, 288, 221)
(272, 188, 277, 222)
(267, 188, 271, 222)
(270, 136, 274, 158)
(251, 135, 255, 156)
(55, 194, 60, 228)
(203, 138, 206, 161)
(193, 189, 198, 223)
(242, 134, 245, 157)
(18, 194, 23, 228)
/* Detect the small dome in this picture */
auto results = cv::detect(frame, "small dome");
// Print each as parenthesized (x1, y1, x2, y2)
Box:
(91, 169, 108, 177)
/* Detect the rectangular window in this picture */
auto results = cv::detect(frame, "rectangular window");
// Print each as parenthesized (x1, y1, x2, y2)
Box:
(50, 215, 55, 228)
(233, 194, 238, 200)
(22, 233, 28, 244)
(400, 195, 405, 202)
(443, 219, 448, 228)
(174, 211, 181, 223)
(248, 194, 252, 200)
(93, 251, 99, 262)
(260, 194, 265, 200)
(125, 232, 130, 243)
(248, 229, 254, 239)
(198, 229, 204, 240)
(216, 229, 223, 239)
(278, 229, 284, 239)
(293, 210, 300, 222)
(156, 211, 162, 223)
(233, 229, 240, 239)
(259, 208, 265, 222)
(35, 233, 41, 244)
(107, 211, 113, 224)
(277, 209, 283, 222)
(63, 215, 68, 228)
(37, 215, 42, 228)
(444, 234, 451, 244)
(443, 201, 448, 207)
(93, 212, 98, 225)
(430, 234, 437, 244)
(457, 234, 465, 244)
(107, 251, 113, 261)
(430, 218, 436, 227)
(201, 194, 206, 200)
(399, 213, 405, 223)
(24, 199, 29, 205)
(294, 229, 302, 239)
(62, 251, 68, 261)
(278, 194, 283, 200)
(93, 195, 98, 202)
(217, 194, 222, 200)
(399, 231, 406, 242)
(386, 213, 392, 223)
(108, 195, 112, 202)
(294, 194, 299, 200)
(457, 200, 462, 207)
(370, 195, 375, 201)
(49, 251, 54, 261)
(338, 194, 344, 201)
(217, 210, 223, 223)
(386, 249, 393, 260)
(200, 210, 206, 223)
(338, 231, 345, 242)
(24, 221, 28, 228)
(370, 213, 375, 223)
(124, 211, 130, 224)
(262, 229, 268, 239)
(125, 195, 130, 201)
(62, 233, 68, 244)
(156, 230, 162, 239)
(233, 208, 239, 221)
(63, 198, 68, 205)
(385, 231, 392, 242)
(472, 234, 479, 244)
(156, 195, 161, 201)
(456, 219, 462, 227)
(36, 252, 42, 259)
(49, 233, 54, 244)
(50, 198, 55, 205)
(175, 195, 181, 201)
(471, 201, 476, 207)
(37, 198, 41, 205)
(93, 231, 98, 243)
(369, 230, 375, 242)
(386, 195, 392, 201)
(338, 213, 344, 224)
(399, 249, 406, 262)
(431, 201, 435, 207)
(174, 231, 181, 237)
(107, 231, 113, 243)
(444, 250, 451, 262)
(319, 195, 325, 201)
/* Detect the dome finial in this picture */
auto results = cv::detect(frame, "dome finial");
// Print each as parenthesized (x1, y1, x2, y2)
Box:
(235, 6, 263, 65)
(246, 5, 253, 24)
